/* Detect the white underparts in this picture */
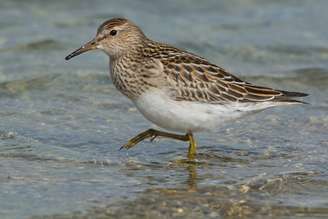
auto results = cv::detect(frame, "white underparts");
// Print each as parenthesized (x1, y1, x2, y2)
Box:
(133, 89, 283, 133)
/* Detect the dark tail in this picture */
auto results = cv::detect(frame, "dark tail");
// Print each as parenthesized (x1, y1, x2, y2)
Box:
(275, 90, 309, 104)
(280, 90, 308, 97)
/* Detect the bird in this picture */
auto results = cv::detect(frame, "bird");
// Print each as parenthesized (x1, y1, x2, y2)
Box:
(65, 18, 307, 160)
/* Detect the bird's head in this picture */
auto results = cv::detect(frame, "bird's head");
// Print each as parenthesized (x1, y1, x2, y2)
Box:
(65, 18, 145, 60)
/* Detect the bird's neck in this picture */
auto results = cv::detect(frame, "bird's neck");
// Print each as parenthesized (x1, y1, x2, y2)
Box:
(109, 51, 145, 100)
(109, 37, 152, 61)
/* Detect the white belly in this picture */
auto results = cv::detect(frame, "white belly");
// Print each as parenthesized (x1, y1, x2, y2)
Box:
(133, 89, 262, 133)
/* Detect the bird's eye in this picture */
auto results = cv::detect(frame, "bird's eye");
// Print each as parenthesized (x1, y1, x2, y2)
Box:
(110, 30, 117, 36)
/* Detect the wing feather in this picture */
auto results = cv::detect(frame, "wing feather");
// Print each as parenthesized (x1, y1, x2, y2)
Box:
(143, 42, 307, 104)
(158, 52, 306, 104)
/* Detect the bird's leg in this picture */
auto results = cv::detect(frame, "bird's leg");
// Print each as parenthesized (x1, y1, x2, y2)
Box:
(120, 128, 189, 150)
(121, 129, 198, 160)
(187, 132, 197, 160)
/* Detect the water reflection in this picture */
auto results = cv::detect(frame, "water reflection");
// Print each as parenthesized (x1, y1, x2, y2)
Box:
(186, 164, 198, 192)
(1, 0, 328, 218)
(31, 153, 328, 219)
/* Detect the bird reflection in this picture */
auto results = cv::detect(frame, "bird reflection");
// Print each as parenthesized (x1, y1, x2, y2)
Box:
(186, 164, 198, 192)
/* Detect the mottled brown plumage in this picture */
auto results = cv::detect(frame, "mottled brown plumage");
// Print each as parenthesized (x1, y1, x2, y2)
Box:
(139, 42, 307, 104)
(88, 18, 307, 104)
(65, 17, 308, 160)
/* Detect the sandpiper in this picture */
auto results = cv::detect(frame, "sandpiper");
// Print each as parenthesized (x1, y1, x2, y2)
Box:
(65, 18, 307, 160)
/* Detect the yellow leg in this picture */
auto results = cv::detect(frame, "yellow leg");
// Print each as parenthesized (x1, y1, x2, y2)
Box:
(187, 132, 197, 160)
(120, 128, 189, 150)
(121, 129, 197, 160)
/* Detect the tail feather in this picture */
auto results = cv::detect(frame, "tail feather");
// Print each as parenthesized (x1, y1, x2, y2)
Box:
(279, 90, 308, 97)
(274, 90, 309, 104)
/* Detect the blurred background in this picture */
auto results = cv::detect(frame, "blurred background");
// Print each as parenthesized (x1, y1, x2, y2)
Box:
(0, 0, 327, 218)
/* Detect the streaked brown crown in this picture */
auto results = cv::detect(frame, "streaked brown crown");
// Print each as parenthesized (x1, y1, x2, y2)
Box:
(97, 18, 129, 34)
(95, 18, 146, 56)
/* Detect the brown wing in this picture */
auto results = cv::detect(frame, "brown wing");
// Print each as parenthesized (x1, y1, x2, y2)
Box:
(159, 53, 307, 104)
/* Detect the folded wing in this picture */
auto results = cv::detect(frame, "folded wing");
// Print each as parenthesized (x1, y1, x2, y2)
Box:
(160, 53, 307, 104)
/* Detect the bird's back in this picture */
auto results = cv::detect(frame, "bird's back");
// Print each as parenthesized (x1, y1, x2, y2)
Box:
(140, 40, 308, 105)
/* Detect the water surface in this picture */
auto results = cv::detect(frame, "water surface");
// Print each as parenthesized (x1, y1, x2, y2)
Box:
(0, 0, 328, 218)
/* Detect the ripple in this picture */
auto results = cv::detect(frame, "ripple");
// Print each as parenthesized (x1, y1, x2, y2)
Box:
(245, 67, 328, 87)
(31, 169, 328, 219)
(0, 74, 59, 96)
(0, 39, 65, 52)
(0, 130, 16, 140)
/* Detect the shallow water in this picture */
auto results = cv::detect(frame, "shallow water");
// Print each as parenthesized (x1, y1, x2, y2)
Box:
(0, 0, 328, 218)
